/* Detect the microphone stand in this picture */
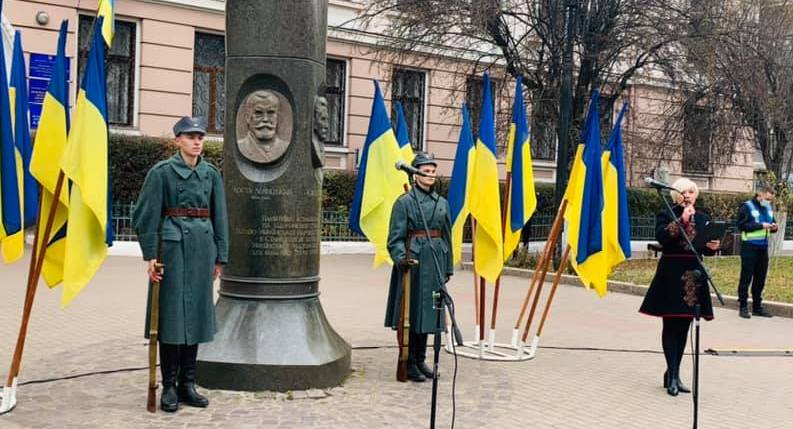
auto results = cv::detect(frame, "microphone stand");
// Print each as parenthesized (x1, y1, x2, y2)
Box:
(656, 189, 725, 429)
(405, 181, 464, 429)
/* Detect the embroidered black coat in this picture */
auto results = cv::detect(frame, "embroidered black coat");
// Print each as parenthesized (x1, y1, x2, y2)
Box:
(639, 206, 715, 320)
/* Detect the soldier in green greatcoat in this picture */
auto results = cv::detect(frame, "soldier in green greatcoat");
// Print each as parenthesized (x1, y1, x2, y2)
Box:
(385, 152, 454, 382)
(132, 116, 229, 412)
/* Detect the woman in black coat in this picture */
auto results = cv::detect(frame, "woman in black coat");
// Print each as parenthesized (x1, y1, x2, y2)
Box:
(639, 178, 720, 396)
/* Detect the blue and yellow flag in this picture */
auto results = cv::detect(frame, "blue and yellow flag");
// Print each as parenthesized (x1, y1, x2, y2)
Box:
(394, 101, 415, 163)
(0, 11, 22, 264)
(97, 0, 116, 47)
(30, 20, 70, 287)
(564, 90, 608, 296)
(503, 76, 536, 261)
(349, 80, 409, 267)
(11, 31, 37, 230)
(59, 17, 113, 307)
(468, 72, 503, 282)
(448, 104, 476, 265)
(602, 102, 631, 274)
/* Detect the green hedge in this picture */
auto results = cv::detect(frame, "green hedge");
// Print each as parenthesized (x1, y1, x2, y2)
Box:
(109, 134, 792, 218)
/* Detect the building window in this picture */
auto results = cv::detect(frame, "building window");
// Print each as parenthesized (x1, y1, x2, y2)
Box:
(192, 32, 226, 134)
(465, 76, 496, 141)
(391, 68, 425, 151)
(78, 15, 136, 127)
(325, 58, 346, 146)
(682, 103, 712, 174)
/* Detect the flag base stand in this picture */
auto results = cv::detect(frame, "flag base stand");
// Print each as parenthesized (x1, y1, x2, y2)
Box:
(0, 379, 18, 415)
(445, 339, 535, 361)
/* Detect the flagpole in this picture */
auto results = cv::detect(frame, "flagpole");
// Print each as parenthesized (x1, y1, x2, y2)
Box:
(1, 173, 65, 414)
(469, 218, 480, 342)
(489, 172, 512, 350)
(527, 244, 571, 356)
(512, 199, 567, 350)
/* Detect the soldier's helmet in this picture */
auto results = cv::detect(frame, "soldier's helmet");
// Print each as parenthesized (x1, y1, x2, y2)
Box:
(412, 151, 437, 168)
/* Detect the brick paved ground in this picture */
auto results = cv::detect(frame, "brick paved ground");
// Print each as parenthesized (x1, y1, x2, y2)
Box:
(1, 253, 792, 428)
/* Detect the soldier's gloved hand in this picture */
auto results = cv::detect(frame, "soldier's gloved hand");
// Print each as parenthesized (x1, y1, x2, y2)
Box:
(398, 259, 411, 270)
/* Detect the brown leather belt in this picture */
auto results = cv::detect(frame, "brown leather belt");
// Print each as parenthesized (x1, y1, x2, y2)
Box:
(164, 208, 210, 218)
(409, 229, 442, 238)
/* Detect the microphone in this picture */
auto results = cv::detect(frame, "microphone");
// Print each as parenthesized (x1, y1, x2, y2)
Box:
(395, 160, 429, 177)
(644, 177, 679, 192)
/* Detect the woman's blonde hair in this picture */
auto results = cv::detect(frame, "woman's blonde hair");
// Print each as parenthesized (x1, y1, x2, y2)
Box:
(670, 178, 699, 203)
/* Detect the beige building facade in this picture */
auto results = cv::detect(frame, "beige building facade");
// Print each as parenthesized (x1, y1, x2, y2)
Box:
(5, 0, 757, 193)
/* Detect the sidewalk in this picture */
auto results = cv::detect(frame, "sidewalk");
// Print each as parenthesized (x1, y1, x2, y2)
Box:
(1, 253, 791, 428)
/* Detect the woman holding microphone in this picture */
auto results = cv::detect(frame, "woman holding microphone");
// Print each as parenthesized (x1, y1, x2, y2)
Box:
(639, 178, 720, 396)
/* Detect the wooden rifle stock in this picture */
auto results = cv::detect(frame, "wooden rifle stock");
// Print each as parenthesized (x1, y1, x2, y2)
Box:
(396, 259, 417, 382)
(146, 233, 165, 413)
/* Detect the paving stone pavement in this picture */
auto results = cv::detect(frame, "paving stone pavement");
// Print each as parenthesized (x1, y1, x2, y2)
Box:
(1, 253, 792, 428)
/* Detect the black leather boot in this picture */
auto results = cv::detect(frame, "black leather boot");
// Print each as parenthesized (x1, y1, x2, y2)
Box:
(407, 333, 426, 382)
(666, 368, 680, 397)
(159, 343, 179, 412)
(406, 363, 426, 382)
(177, 344, 209, 407)
(676, 375, 691, 394)
(412, 333, 434, 378)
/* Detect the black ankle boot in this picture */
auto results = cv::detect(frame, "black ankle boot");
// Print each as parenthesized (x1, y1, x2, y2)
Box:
(676, 375, 691, 393)
(177, 344, 209, 408)
(666, 369, 680, 397)
(417, 361, 434, 378)
(159, 343, 179, 412)
(406, 363, 426, 382)
(663, 370, 669, 388)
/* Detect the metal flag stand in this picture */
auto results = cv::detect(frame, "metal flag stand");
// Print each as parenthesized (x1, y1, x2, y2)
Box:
(446, 201, 569, 362)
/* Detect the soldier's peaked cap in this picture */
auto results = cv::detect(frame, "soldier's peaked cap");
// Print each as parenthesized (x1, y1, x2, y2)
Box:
(412, 152, 437, 168)
(173, 116, 208, 136)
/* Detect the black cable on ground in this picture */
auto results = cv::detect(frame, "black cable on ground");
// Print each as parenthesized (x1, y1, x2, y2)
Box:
(15, 343, 784, 388)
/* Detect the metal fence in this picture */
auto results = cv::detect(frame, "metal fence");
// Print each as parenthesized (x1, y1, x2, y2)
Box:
(110, 202, 793, 243)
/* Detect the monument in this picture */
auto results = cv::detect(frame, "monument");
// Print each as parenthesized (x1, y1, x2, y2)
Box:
(197, 0, 351, 391)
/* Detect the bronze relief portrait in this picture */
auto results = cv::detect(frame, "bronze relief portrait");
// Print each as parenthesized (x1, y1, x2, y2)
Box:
(236, 89, 293, 164)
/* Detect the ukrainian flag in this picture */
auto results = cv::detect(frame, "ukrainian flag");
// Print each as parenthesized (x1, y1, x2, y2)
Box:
(602, 102, 631, 274)
(564, 90, 608, 296)
(0, 12, 22, 264)
(468, 72, 503, 282)
(11, 31, 37, 230)
(503, 76, 536, 261)
(97, 0, 116, 47)
(30, 20, 70, 287)
(349, 80, 409, 267)
(59, 17, 113, 307)
(448, 104, 475, 265)
(394, 101, 415, 163)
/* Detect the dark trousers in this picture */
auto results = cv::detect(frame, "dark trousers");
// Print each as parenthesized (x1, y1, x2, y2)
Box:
(661, 318, 691, 376)
(408, 332, 428, 365)
(738, 245, 769, 310)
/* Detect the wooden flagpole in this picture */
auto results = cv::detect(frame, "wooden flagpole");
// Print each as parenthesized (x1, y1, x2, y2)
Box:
(511, 199, 567, 347)
(2, 173, 65, 414)
(489, 172, 512, 349)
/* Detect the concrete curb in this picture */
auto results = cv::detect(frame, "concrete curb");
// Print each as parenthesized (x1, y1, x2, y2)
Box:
(461, 262, 793, 319)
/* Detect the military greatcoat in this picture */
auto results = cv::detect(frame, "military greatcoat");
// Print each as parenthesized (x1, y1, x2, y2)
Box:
(133, 153, 229, 345)
(385, 186, 454, 334)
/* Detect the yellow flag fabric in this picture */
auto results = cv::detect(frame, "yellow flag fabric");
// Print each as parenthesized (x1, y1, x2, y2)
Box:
(503, 76, 537, 261)
(469, 73, 503, 282)
(348, 81, 410, 267)
(29, 21, 70, 286)
(448, 104, 476, 265)
(59, 19, 110, 307)
(564, 91, 608, 296)
(97, 0, 116, 46)
(602, 102, 631, 274)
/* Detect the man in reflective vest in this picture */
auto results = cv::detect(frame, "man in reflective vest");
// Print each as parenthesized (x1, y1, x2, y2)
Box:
(736, 186, 778, 318)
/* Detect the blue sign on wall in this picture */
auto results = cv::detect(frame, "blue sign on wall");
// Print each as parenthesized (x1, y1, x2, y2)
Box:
(27, 53, 72, 129)
(28, 53, 71, 81)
